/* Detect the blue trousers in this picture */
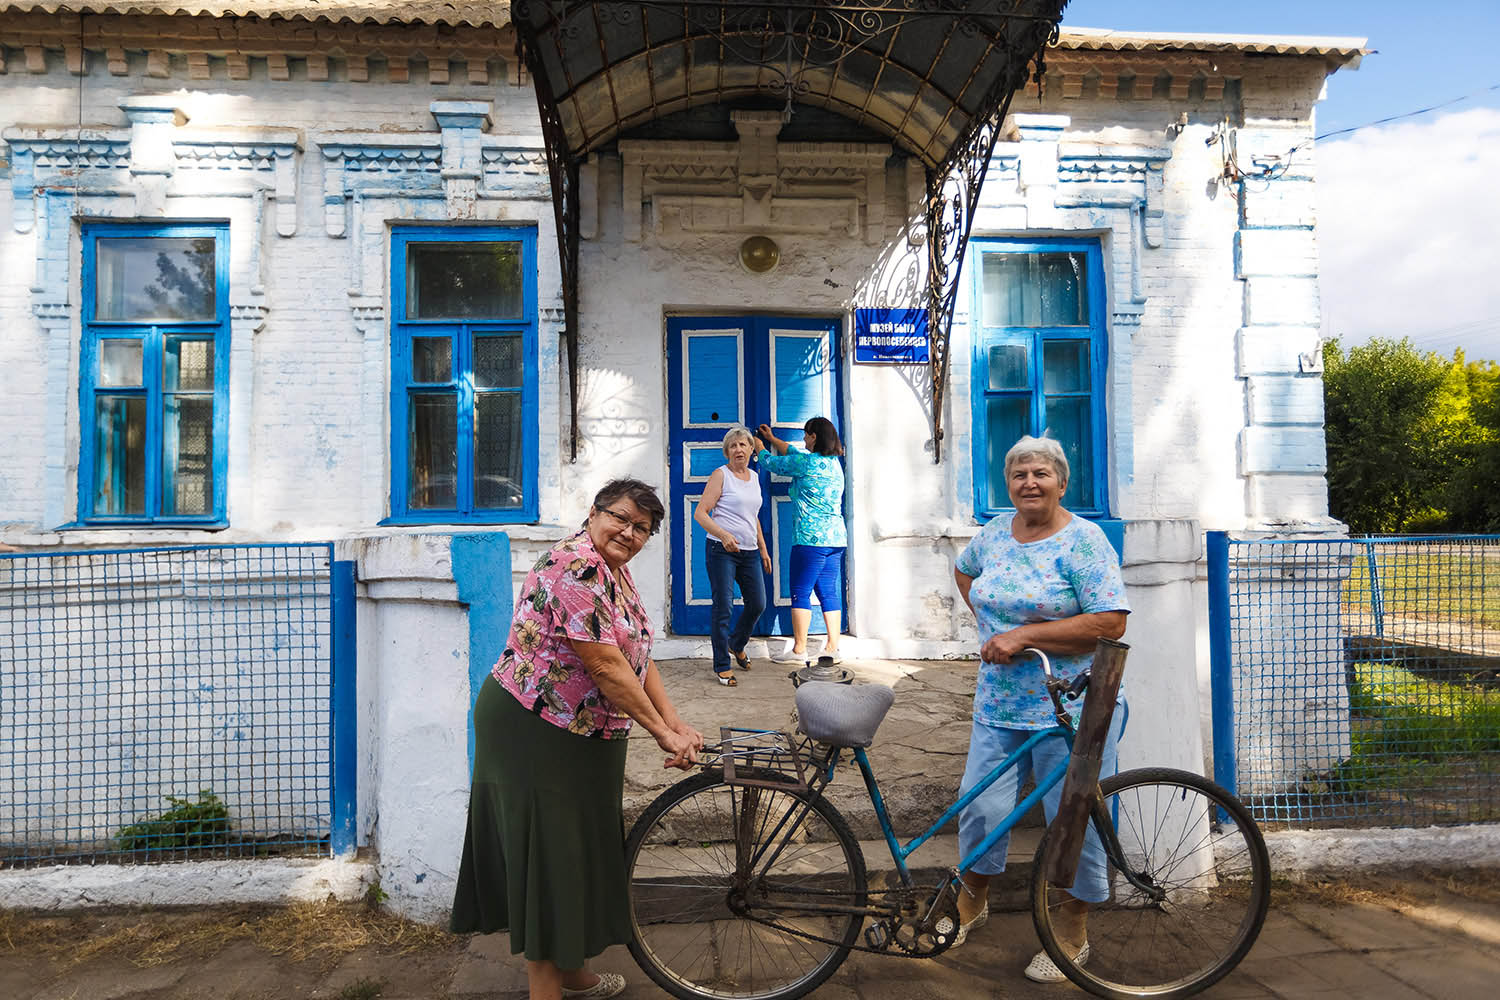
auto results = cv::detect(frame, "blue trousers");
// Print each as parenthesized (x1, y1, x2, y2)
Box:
(788, 544, 844, 612)
(706, 540, 767, 673)
(956, 704, 1125, 902)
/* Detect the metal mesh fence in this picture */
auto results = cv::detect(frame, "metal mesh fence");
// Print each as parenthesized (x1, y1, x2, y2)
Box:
(1216, 535, 1500, 829)
(0, 544, 334, 866)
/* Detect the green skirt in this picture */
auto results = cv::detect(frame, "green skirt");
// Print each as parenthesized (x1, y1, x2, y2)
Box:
(449, 676, 632, 968)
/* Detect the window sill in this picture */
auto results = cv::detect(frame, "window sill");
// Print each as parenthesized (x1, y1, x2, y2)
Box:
(379, 513, 540, 528)
(56, 520, 229, 532)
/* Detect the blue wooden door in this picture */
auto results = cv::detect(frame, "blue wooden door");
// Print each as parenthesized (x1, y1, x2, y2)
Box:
(667, 316, 844, 637)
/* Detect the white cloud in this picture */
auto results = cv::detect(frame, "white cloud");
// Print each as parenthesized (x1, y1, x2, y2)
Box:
(1317, 107, 1500, 360)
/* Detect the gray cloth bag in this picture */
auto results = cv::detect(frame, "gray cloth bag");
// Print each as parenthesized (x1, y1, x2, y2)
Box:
(794, 681, 895, 748)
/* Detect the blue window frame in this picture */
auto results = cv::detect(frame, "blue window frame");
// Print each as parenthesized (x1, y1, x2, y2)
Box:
(387, 227, 539, 523)
(970, 238, 1109, 520)
(78, 222, 230, 525)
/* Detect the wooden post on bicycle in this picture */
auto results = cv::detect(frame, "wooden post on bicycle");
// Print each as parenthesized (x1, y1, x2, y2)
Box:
(1041, 638, 1129, 888)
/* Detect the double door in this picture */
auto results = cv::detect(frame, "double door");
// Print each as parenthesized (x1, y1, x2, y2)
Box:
(666, 316, 845, 636)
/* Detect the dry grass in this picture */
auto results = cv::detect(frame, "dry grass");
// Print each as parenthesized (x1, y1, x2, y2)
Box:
(0, 899, 458, 971)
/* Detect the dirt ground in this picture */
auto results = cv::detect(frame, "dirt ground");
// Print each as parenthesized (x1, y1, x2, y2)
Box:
(3, 867, 1500, 1000)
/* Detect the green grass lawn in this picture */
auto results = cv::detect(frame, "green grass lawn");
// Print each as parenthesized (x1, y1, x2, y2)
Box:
(1332, 660, 1500, 806)
(1341, 546, 1500, 630)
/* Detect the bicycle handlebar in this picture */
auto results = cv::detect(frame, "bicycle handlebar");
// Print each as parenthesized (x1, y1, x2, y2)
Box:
(1021, 646, 1053, 677)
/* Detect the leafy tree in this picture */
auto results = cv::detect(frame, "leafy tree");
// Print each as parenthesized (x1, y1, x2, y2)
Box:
(1322, 338, 1454, 532)
(1443, 358, 1500, 531)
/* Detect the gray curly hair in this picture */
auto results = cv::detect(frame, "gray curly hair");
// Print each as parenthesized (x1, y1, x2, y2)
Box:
(1003, 435, 1069, 489)
(721, 423, 756, 455)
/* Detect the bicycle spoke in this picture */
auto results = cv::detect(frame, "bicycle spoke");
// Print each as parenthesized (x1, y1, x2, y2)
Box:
(628, 771, 866, 1000)
(1032, 768, 1269, 999)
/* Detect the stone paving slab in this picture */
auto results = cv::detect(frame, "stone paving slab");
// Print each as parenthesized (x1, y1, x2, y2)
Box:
(626, 657, 1014, 842)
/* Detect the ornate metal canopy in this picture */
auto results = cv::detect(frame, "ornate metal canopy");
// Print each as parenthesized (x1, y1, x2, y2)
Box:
(511, 1, 1068, 459)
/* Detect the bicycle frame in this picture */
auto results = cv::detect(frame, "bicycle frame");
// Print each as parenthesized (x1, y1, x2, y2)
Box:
(848, 725, 1076, 887)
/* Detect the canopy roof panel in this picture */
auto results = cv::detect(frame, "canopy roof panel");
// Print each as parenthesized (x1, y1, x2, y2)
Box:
(511, 1, 1067, 172)
(0, 1, 512, 25)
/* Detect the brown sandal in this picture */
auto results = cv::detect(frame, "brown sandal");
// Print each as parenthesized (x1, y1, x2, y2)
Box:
(732, 649, 753, 671)
(715, 669, 738, 687)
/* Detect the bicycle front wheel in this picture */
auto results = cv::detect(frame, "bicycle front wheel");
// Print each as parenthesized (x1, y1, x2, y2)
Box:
(625, 768, 867, 1000)
(1030, 767, 1270, 999)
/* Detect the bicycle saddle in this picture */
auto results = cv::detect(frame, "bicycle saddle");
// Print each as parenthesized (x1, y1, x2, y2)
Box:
(794, 681, 895, 748)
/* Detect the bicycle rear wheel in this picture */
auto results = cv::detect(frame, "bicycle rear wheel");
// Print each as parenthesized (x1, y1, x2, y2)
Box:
(1030, 767, 1270, 999)
(625, 768, 867, 1000)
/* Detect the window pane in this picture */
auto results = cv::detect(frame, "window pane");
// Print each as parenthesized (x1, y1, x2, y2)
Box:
(409, 394, 457, 509)
(1044, 397, 1094, 509)
(93, 396, 146, 515)
(1038, 253, 1087, 326)
(981, 251, 1087, 327)
(986, 342, 1030, 391)
(407, 242, 523, 319)
(163, 395, 215, 516)
(474, 335, 522, 389)
(412, 337, 452, 383)
(96, 237, 216, 321)
(984, 396, 1029, 510)
(1042, 340, 1089, 393)
(475, 392, 523, 509)
(981, 253, 1033, 327)
(99, 339, 143, 387)
(164, 338, 215, 392)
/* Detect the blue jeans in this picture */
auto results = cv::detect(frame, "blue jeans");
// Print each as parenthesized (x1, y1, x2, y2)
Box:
(706, 540, 767, 674)
(956, 703, 1126, 902)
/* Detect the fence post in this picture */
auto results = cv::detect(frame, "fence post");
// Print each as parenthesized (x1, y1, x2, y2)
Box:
(1365, 541, 1385, 638)
(1207, 531, 1236, 799)
(330, 558, 358, 857)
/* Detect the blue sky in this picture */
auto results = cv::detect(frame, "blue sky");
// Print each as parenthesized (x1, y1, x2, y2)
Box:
(1065, 1, 1500, 359)
(1065, 0, 1500, 134)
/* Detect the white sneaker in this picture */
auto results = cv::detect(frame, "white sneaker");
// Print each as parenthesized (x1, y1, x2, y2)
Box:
(820, 648, 843, 664)
(1024, 941, 1090, 983)
(771, 647, 810, 664)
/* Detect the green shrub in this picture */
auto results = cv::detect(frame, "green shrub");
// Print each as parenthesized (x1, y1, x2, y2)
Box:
(115, 789, 231, 852)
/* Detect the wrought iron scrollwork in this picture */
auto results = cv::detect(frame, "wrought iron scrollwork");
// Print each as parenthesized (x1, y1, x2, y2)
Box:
(515, 2, 1054, 119)
(923, 14, 1058, 462)
(512, 2, 1067, 464)
(513, 21, 583, 461)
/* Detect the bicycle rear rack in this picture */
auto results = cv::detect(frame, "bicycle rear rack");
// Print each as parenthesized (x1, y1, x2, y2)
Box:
(716, 727, 826, 790)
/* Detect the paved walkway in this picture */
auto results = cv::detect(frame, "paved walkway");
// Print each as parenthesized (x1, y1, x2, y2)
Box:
(5, 876, 1499, 999)
(5, 658, 1500, 999)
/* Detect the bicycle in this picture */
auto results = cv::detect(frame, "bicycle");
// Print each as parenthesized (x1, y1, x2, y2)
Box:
(625, 644, 1270, 1000)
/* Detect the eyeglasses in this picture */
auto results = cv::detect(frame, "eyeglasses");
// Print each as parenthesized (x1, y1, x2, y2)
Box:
(596, 506, 655, 538)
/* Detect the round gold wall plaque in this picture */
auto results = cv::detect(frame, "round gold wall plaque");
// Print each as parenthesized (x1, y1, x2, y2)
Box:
(739, 235, 781, 274)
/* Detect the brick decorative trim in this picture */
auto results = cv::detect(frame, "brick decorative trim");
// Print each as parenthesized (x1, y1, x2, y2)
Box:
(0, 11, 522, 86)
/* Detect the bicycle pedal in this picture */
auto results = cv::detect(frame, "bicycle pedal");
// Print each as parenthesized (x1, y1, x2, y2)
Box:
(864, 922, 889, 950)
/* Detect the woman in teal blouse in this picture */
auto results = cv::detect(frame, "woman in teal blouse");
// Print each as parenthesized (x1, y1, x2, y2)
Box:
(754, 416, 847, 664)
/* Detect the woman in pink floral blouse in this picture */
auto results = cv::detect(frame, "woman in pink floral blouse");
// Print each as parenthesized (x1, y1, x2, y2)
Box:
(451, 479, 702, 1000)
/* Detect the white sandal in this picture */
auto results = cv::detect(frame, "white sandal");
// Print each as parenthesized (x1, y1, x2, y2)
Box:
(561, 972, 626, 999)
(1024, 941, 1090, 983)
(934, 902, 988, 949)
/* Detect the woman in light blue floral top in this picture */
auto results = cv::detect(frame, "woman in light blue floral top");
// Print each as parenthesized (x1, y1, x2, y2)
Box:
(755, 416, 846, 664)
(940, 435, 1129, 984)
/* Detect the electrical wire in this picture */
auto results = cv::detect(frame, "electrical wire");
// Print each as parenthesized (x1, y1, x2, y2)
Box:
(1314, 83, 1500, 143)
(1211, 82, 1500, 187)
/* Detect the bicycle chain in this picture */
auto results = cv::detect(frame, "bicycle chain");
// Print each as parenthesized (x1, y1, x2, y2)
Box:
(736, 883, 960, 959)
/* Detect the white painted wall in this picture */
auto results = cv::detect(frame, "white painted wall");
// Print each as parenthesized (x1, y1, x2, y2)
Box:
(0, 34, 1370, 918)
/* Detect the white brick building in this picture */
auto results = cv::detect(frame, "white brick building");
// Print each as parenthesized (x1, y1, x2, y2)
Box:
(0, 2, 1364, 917)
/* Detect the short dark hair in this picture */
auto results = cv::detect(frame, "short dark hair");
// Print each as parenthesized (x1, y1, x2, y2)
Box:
(803, 416, 844, 457)
(586, 478, 666, 535)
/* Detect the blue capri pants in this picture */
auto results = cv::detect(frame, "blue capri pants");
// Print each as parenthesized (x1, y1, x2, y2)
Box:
(788, 545, 844, 612)
(956, 701, 1127, 902)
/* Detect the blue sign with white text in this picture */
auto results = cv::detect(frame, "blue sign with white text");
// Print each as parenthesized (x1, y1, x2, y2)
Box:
(854, 308, 929, 364)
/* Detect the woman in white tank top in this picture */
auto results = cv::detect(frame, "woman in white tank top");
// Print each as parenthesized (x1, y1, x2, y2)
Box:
(693, 425, 772, 686)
